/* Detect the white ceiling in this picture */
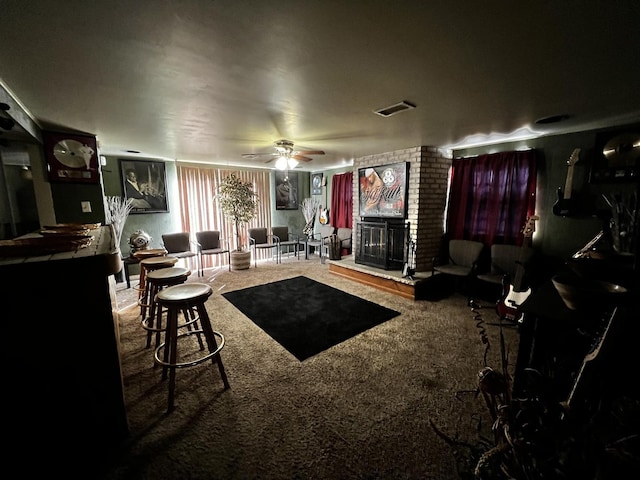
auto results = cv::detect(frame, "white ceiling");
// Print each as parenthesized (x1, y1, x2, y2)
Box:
(2, 1, 640, 171)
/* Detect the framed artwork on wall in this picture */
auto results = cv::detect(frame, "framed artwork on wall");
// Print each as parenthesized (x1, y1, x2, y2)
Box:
(43, 131, 100, 183)
(357, 161, 408, 218)
(311, 172, 323, 195)
(589, 130, 640, 184)
(275, 171, 299, 210)
(119, 158, 169, 213)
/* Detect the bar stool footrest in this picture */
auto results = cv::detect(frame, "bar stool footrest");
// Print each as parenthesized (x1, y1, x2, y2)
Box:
(154, 330, 225, 369)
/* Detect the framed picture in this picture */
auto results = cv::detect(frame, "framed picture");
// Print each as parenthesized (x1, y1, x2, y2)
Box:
(311, 172, 323, 195)
(358, 161, 409, 218)
(43, 131, 100, 183)
(119, 159, 169, 213)
(275, 171, 299, 210)
(589, 130, 640, 184)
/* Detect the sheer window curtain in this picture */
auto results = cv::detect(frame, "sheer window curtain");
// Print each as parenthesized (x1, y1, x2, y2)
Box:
(177, 166, 272, 268)
(446, 150, 537, 246)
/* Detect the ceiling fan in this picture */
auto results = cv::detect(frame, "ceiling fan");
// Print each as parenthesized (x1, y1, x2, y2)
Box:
(241, 139, 325, 169)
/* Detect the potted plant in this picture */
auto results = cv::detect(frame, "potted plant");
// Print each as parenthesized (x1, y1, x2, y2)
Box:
(215, 173, 258, 270)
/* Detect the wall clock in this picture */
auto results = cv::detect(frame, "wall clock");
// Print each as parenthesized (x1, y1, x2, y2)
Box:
(43, 131, 99, 183)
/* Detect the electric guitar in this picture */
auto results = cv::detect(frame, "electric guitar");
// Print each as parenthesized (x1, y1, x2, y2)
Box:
(318, 180, 330, 224)
(567, 306, 622, 408)
(318, 206, 330, 225)
(552, 148, 580, 217)
(496, 215, 539, 322)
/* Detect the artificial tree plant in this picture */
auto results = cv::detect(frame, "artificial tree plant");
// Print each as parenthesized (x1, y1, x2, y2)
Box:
(216, 173, 258, 251)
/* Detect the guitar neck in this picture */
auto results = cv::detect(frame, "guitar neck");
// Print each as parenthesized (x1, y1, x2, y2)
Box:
(563, 164, 575, 199)
(511, 237, 531, 290)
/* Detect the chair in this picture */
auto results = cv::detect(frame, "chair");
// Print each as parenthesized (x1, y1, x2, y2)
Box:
(476, 244, 535, 308)
(248, 227, 280, 267)
(161, 232, 199, 274)
(432, 239, 484, 302)
(271, 226, 299, 260)
(195, 230, 230, 275)
(141, 266, 191, 350)
(336, 227, 353, 256)
(153, 282, 230, 412)
(476, 244, 534, 288)
(305, 224, 335, 261)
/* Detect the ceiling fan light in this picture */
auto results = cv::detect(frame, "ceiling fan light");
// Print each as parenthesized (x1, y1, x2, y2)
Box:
(287, 158, 298, 169)
(275, 156, 288, 170)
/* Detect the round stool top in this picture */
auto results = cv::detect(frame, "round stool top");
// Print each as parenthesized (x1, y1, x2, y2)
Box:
(157, 283, 213, 304)
(140, 255, 179, 268)
(132, 248, 167, 260)
(147, 266, 191, 281)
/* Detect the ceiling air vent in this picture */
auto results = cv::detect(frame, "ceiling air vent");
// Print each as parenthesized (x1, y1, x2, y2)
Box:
(374, 100, 416, 117)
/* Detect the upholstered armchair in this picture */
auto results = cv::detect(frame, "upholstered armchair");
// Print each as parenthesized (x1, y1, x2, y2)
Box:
(432, 239, 484, 302)
(336, 227, 353, 255)
(476, 244, 534, 287)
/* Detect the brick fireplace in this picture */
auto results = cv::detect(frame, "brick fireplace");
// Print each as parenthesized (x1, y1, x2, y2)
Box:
(351, 146, 452, 273)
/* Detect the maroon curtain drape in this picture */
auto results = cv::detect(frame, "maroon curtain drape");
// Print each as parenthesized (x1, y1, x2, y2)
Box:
(446, 150, 537, 246)
(330, 171, 353, 228)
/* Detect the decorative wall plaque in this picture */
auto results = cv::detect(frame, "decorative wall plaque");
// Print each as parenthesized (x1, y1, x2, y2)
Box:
(43, 131, 99, 183)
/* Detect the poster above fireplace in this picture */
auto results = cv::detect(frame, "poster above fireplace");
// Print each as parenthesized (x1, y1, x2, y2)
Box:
(358, 161, 408, 219)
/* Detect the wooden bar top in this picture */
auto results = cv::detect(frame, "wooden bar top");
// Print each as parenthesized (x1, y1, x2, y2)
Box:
(0, 225, 123, 275)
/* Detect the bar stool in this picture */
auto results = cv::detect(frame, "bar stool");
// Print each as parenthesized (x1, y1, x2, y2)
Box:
(141, 266, 191, 349)
(154, 283, 230, 412)
(138, 255, 179, 318)
(132, 248, 168, 299)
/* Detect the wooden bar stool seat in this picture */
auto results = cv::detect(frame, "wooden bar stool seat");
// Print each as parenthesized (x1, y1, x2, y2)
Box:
(141, 266, 191, 349)
(138, 255, 179, 318)
(132, 248, 168, 297)
(154, 283, 230, 412)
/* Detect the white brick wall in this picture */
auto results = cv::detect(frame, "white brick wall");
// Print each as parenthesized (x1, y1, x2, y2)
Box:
(352, 146, 452, 272)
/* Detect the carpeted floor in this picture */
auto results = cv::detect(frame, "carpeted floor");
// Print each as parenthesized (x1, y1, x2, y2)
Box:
(97, 256, 519, 479)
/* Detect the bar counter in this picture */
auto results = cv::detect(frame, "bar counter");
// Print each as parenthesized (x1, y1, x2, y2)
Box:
(0, 226, 128, 470)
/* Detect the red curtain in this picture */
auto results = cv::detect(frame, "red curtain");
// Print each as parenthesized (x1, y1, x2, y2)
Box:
(446, 150, 537, 246)
(330, 171, 353, 228)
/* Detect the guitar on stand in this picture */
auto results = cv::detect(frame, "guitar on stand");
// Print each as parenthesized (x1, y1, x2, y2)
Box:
(496, 215, 539, 323)
(553, 148, 581, 217)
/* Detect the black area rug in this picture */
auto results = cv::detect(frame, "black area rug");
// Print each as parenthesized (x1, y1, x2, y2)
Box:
(222, 275, 401, 361)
